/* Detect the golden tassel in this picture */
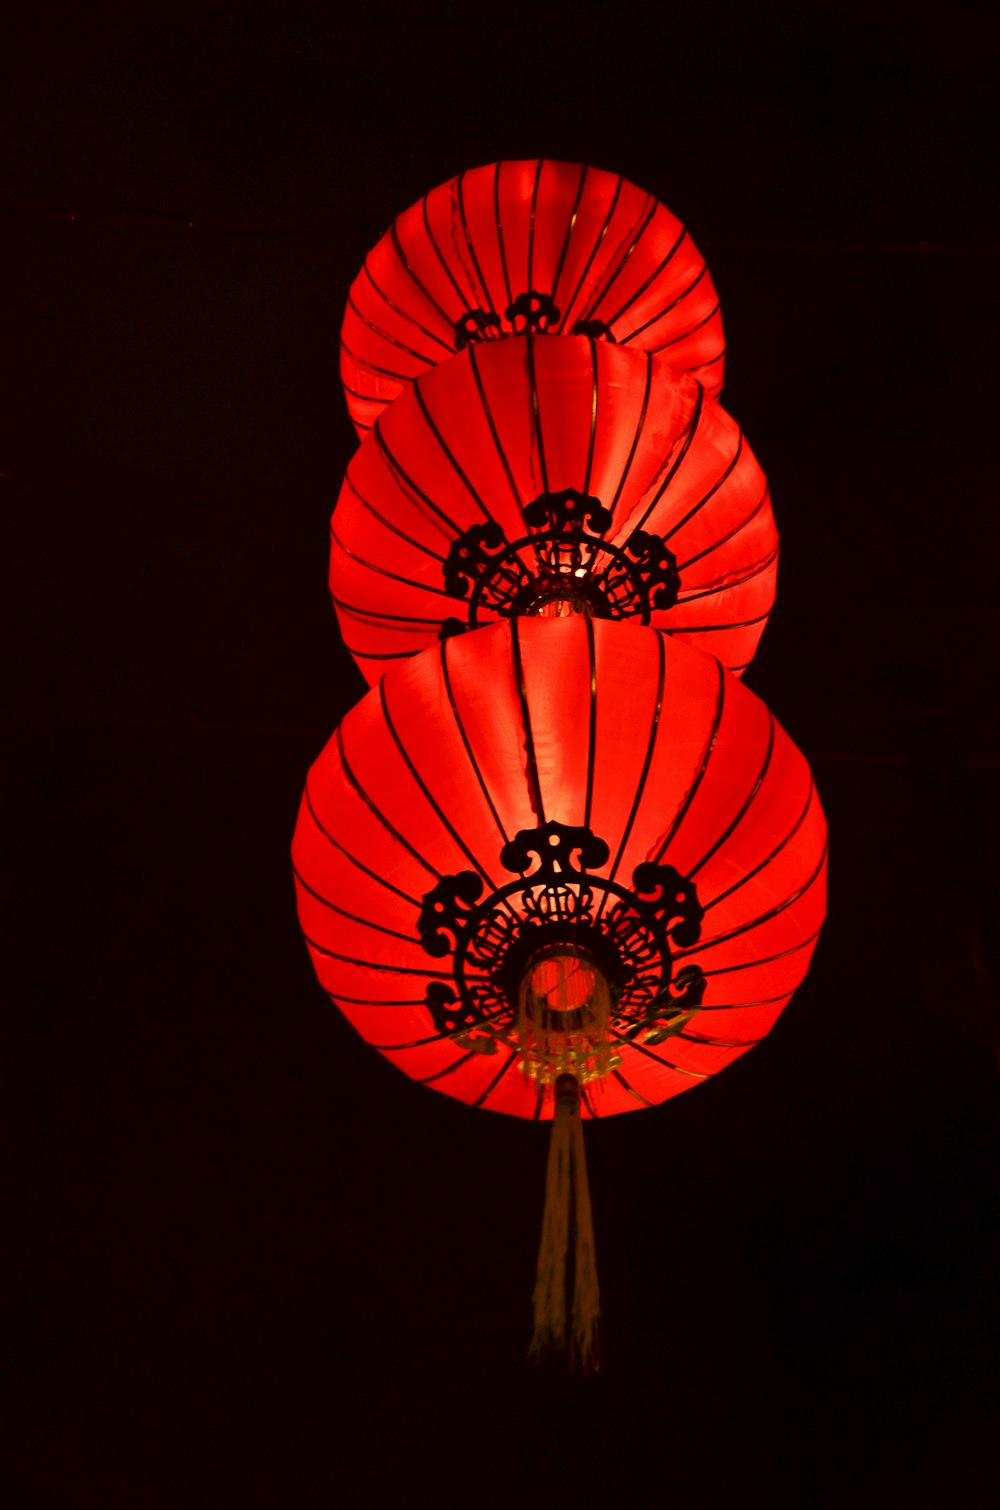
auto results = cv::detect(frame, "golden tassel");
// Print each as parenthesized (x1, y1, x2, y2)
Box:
(529, 1073, 601, 1373)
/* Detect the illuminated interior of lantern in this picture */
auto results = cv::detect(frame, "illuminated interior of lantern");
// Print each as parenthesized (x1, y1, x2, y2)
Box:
(523, 949, 602, 1030)
(530, 592, 591, 617)
(516, 948, 614, 1085)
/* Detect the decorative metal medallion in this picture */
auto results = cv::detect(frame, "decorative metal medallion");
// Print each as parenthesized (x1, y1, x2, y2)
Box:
(417, 821, 705, 1070)
(570, 319, 616, 342)
(452, 290, 585, 349)
(439, 489, 680, 637)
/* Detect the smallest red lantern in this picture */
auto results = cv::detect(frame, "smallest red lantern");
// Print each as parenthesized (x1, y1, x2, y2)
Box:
(340, 158, 726, 433)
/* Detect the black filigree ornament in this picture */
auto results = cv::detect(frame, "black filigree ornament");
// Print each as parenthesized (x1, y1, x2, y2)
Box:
(416, 820, 706, 1060)
(453, 309, 504, 349)
(505, 290, 561, 334)
(439, 488, 681, 634)
(571, 319, 617, 342)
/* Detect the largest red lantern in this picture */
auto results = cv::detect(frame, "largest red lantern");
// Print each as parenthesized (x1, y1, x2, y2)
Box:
(292, 618, 826, 1120)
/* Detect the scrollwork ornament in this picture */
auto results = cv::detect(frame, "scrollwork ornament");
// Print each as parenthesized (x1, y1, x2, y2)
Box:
(453, 309, 503, 349)
(505, 291, 561, 334)
(416, 821, 706, 1058)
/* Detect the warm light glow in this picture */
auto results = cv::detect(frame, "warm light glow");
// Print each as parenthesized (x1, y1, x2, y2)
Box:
(527, 951, 599, 1016)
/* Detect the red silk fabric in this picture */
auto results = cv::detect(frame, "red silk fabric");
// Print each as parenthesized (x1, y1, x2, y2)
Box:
(330, 335, 777, 681)
(292, 619, 827, 1121)
(341, 159, 725, 434)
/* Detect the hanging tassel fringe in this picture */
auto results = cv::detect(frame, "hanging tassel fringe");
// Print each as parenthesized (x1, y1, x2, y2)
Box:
(529, 1073, 601, 1373)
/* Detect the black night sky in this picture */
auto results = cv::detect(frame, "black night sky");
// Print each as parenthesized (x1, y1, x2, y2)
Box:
(6, 4, 1000, 1506)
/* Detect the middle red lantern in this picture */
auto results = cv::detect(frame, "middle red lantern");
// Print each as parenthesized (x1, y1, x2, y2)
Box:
(330, 334, 778, 683)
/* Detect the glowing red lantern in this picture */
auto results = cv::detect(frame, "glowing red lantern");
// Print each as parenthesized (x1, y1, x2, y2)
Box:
(340, 159, 725, 434)
(292, 617, 826, 1122)
(331, 334, 776, 681)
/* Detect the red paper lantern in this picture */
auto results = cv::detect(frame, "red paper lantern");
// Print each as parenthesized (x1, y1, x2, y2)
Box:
(292, 617, 826, 1122)
(341, 159, 725, 434)
(331, 335, 776, 681)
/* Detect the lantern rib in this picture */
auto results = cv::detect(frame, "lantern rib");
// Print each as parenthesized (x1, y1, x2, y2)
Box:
(345, 290, 441, 367)
(699, 922, 824, 979)
(526, 333, 550, 495)
(493, 161, 514, 312)
(361, 260, 455, 354)
(366, 1024, 497, 1050)
(584, 615, 598, 834)
(342, 374, 383, 404)
(606, 351, 654, 516)
(342, 473, 449, 563)
(674, 482, 770, 570)
(676, 838, 828, 956)
(575, 195, 658, 327)
(416, 1047, 481, 1084)
(371, 426, 464, 539)
(581, 1082, 603, 1118)
(292, 860, 423, 943)
(679, 346, 726, 376)
(467, 343, 525, 515)
(626, 384, 704, 533)
(303, 784, 422, 906)
(687, 714, 776, 879)
(472, 1049, 520, 1108)
(600, 224, 688, 329)
(658, 433, 744, 544)
(697, 988, 799, 1012)
(651, 657, 726, 862)
(440, 638, 511, 848)
(389, 220, 457, 328)
(526, 158, 543, 297)
(329, 592, 447, 627)
(414, 384, 504, 528)
(378, 678, 511, 896)
(581, 337, 599, 498)
(339, 334, 410, 383)
(324, 991, 431, 1010)
(455, 170, 497, 315)
(335, 724, 442, 879)
(610, 1068, 656, 1108)
(703, 778, 818, 912)
(556, 173, 624, 333)
(302, 932, 452, 976)
(549, 161, 589, 305)
(329, 525, 459, 599)
(666, 608, 771, 635)
(594, 630, 666, 924)
(619, 263, 710, 345)
(511, 618, 546, 825)
(340, 642, 420, 663)
(422, 190, 475, 315)
(607, 1027, 711, 1079)
(680, 1030, 767, 1048)
(674, 544, 780, 602)
(641, 298, 721, 353)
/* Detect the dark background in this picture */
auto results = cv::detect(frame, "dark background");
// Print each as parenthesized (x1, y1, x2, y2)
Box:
(5, 3, 1000, 1506)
